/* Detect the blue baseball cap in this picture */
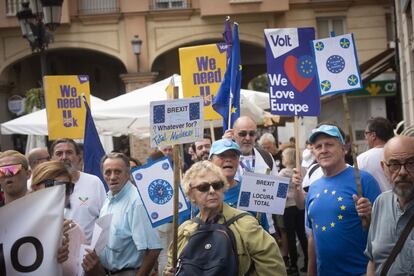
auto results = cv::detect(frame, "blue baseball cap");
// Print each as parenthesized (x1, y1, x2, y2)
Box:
(209, 139, 241, 159)
(308, 125, 345, 144)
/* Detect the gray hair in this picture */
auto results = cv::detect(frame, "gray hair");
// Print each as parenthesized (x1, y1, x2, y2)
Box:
(100, 152, 130, 172)
(182, 161, 229, 198)
(258, 132, 276, 146)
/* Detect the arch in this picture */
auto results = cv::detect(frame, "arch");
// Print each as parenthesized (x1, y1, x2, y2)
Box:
(0, 43, 127, 78)
(1, 47, 127, 100)
(151, 38, 267, 87)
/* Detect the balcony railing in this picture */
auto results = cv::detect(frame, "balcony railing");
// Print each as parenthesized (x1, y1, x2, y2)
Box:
(6, 0, 24, 16)
(78, 0, 119, 15)
(150, 0, 190, 10)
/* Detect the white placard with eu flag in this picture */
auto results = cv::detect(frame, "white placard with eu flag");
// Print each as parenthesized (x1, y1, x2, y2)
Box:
(312, 33, 362, 96)
(237, 172, 290, 215)
(132, 157, 189, 227)
(150, 97, 204, 148)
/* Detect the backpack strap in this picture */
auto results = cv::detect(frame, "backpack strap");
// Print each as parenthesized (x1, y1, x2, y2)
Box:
(308, 163, 320, 178)
(380, 213, 414, 276)
(224, 212, 250, 227)
(256, 147, 274, 171)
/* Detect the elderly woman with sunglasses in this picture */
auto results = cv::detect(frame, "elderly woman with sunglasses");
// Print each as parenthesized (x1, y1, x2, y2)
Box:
(32, 160, 86, 276)
(164, 161, 286, 276)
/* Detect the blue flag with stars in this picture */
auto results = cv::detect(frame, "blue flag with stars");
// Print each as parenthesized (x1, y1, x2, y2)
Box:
(83, 96, 108, 192)
(213, 22, 241, 132)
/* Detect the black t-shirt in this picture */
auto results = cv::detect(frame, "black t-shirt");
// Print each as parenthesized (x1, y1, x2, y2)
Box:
(273, 151, 284, 172)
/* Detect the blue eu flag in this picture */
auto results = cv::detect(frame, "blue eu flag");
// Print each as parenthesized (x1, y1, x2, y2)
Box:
(213, 22, 241, 132)
(83, 96, 108, 192)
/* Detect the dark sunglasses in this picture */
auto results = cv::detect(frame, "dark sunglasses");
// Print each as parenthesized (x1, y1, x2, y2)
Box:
(42, 179, 75, 196)
(0, 164, 23, 178)
(191, 181, 224, 193)
(237, 131, 256, 137)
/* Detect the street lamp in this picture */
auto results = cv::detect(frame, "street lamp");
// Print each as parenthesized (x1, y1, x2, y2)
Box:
(131, 35, 143, 72)
(16, 0, 64, 76)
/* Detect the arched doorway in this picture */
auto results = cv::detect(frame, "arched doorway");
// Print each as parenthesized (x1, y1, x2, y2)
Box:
(0, 48, 127, 151)
(151, 40, 266, 87)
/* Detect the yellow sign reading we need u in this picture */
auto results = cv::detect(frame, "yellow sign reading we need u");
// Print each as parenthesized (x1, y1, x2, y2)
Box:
(43, 75, 91, 140)
(179, 44, 227, 121)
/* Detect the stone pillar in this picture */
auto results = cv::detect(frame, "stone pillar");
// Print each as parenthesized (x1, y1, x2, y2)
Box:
(0, 83, 16, 150)
(119, 72, 159, 163)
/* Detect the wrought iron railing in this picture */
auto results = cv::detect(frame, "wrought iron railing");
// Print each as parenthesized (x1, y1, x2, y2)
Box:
(78, 0, 119, 15)
(150, 0, 190, 10)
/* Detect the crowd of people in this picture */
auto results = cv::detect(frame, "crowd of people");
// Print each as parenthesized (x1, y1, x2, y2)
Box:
(0, 115, 413, 276)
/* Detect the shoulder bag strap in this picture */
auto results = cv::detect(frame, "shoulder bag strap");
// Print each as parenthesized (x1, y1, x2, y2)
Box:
(224, 212, 250, 227)
(380, 213, 414, 276)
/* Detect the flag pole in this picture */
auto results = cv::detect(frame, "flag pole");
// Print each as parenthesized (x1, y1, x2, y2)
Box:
(227, 93, 233, 130)
(171, 86, 181, 268)
(294, 116, 301, 171)
(209, 121, 216, 142)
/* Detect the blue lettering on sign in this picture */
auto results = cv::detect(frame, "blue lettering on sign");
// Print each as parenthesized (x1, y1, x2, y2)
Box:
(271, 34, 292, 47)
(62, 110, 78, 128)
(170, 130, 193, 141)
(57, 84, 81, 128)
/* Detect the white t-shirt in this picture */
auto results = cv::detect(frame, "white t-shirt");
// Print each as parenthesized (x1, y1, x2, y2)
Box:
(357, 147, 392, 192)
(64, 172, 106, 243)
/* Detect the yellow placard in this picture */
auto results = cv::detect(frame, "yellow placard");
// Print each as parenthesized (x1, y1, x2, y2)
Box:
(43, 75, 91, 140)
(179, 44, 227, 121)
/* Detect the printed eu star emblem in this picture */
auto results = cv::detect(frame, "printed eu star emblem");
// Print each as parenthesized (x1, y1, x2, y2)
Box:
(340, 38, 350, 49)
(311, 189, 346, 233)
(315, 42, 324, 51)
(320, 80, 331, 92)
(347, 74, 358, 86)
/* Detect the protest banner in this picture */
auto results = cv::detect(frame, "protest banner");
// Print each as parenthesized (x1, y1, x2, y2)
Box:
(132, 157, 189, 227)
(150, 97, 204, 148)
(237, 172, 290, 215)
(44, 75, 91, 140)
(179, 44, 227, 121)
(0, 186, 65, 276)
(312, 33, 362, 96)
(264, 27, 319, 117)
(264, 27, 319, 170)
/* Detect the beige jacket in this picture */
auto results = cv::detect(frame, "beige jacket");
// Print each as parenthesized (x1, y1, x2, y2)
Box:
(165, 203, 287, 275)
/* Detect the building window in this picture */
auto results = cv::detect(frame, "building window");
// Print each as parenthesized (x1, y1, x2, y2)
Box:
(316, 17, 346, 39)
(385, 13, 396, 48)
(152, 0, 189, 9)
(6, 0, 24, 16)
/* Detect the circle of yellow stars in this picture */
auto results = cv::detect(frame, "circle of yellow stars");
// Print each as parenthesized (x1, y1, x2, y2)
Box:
(310, 188, 345, 233)
(299, 59, 314, 76)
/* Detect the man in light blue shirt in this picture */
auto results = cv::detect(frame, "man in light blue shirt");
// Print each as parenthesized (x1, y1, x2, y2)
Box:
(82, 152, 162, 275)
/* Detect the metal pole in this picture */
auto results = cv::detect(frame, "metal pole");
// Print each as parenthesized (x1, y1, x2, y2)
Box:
(40, 50, 47, 77)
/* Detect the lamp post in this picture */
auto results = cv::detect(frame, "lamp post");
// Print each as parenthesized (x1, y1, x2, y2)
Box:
(131, 35, 143, 72)
(16, 0, 64, 77)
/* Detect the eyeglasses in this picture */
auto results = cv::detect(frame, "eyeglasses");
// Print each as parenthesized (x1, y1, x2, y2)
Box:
(191, 181, 224, 193)
(383, 159, 414, 173)
(364, 131, 374, 136)
(237, 131, 256, 138)
(0, 164, 23, 178)
(42, 179, 75, 196)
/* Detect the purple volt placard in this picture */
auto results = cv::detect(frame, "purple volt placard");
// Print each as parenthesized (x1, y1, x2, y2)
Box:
(264, 28, 320, 116)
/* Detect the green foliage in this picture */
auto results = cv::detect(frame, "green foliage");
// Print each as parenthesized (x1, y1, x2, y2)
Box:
(248, 74, 268, 92)
(25, 88, 45, 114)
